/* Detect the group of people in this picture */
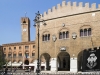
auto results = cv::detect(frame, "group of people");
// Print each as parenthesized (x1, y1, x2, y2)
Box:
(4, 67, 17, 75)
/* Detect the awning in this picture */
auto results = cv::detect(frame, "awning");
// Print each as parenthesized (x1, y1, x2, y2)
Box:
(4, 63, 22, 66)
(12, 63, 22, 66)
(22, 63, 35, 66)
(29, 63, 35, 66)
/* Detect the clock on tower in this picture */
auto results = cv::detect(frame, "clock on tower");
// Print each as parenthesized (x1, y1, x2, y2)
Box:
(21, 17, 30, 42)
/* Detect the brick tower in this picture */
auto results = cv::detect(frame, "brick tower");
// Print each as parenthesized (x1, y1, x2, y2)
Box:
(21, 17, 30, 42)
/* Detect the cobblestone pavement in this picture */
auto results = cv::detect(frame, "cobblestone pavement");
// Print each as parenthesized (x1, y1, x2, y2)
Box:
(4, 72, 100, 75)
(1, 70, 100, 75)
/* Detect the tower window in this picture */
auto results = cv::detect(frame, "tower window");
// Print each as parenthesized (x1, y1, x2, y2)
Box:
(32, 53, 35, 56)
(59, 32, 62, 39)
(33, 45, 35, 48)
(14, 47, 16, 50)
(19, 46, 21, 50)
(19, 53, 22, 57)
(13, 54, 16, 58)
(25, 46, 29, 49)
(80, 28, 91, 37)
(3, 48, 6, 51)
(84, 29, 87, 36)
(88, 28, 91, 36)
(59, 31, 69, 39)
(42, 34, 50, 41)
(66, 31, 69, 38)
(9, 47, 11, 50)
(80, 29, 83, 36)
(23, 19, 26, 23)
(8, 54, 11, 57)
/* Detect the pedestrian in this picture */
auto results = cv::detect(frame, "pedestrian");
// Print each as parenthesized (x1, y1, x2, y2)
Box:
(29, 67, 31, 72)
(14, 67, 16, 72)
(5, 67, 8, 75)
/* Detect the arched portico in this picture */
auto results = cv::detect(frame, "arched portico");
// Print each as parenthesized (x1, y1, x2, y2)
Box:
(78, 48, 100, 72)
(57, 52, 70, 71)
(24, 59, 29, 65)
(40, 53, 51, 71)
(77, 51, 83, 71)
(24, 59, 29, 70)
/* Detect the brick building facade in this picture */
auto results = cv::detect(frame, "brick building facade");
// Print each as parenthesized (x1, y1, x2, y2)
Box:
(2, 41, 35, 69)
(35, 1, 100, 72)
(2, 17, 36, 70)
(1, 1, 100, 72)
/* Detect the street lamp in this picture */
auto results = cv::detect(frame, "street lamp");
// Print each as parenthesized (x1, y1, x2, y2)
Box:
(33, 11, 41, 75)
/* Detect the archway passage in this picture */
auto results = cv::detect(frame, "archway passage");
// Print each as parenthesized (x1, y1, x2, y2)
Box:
(40, 53, 51, 71)
(24, 59, 29, 65)
(78, 51, 83, 71)
(57, 52, 70, 71)
(78, 48, 100, 72)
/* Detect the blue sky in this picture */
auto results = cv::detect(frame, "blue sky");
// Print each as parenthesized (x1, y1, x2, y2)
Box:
(0, 0, 100, 45)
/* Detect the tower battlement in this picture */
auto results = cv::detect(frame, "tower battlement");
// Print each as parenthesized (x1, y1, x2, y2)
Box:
(41, 1, 100, 20)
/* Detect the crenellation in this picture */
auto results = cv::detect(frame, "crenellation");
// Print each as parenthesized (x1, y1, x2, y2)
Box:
(62, 1, 66, 7)
(85, 3, 89, 8)
(73, 2, 77, 7)
(98, 4, 100, 9)
(52, 6, 56, 11)
(44, 11, 47, 16)
(48, 9, 52, 14)
(57, 4, 61, 9)
(79, 2, 83, 7)
(91, 3, 96, 10)
(42, 1, 99, 19)
(67, 1, 71, 6)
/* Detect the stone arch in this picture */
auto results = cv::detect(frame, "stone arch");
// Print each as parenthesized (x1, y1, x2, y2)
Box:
(42, 30, 50, 37)
(77, 50, 84, 71)
(24, 59, 29, 65)
(42, 30, 50, 35)
(13, 51, 16, 54)
(8, 60, 11, 63)
(79, 25, 92, 31)
(79, 25, 92, 37)
(13, 60, 17, 63)
(42, 30, 51, 41)
(58, 27, 70, 39)
(58, 27, 69, 35)
(31, 59, 34, 63)
(32, 51, 35, 57)
(25, 50, 29, 53)
(40, 53, 51, 70)
(57, 51, 70, 71)
(18, 51, 22, 53)
(58, 27, 69, 33)
(18, 60, 22, 63)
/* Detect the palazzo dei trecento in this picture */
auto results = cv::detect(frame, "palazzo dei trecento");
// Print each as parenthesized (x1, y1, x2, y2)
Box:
(1, 0, 100, 72)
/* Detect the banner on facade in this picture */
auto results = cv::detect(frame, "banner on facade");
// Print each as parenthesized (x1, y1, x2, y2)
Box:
(82, 48, 100, 72)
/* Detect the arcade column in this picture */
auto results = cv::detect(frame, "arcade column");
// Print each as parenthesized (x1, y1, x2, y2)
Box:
(70, 32, 78, 72)
(70, 55, 77, 72)
(50, 58, 57, 72)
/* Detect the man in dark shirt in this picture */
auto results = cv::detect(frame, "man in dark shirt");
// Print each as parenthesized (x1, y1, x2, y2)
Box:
(5, 67, 8, 75)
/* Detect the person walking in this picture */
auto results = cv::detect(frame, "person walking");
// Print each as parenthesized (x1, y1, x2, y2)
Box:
(14, 67, 17, 72)
(5, 67, 8, 75)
